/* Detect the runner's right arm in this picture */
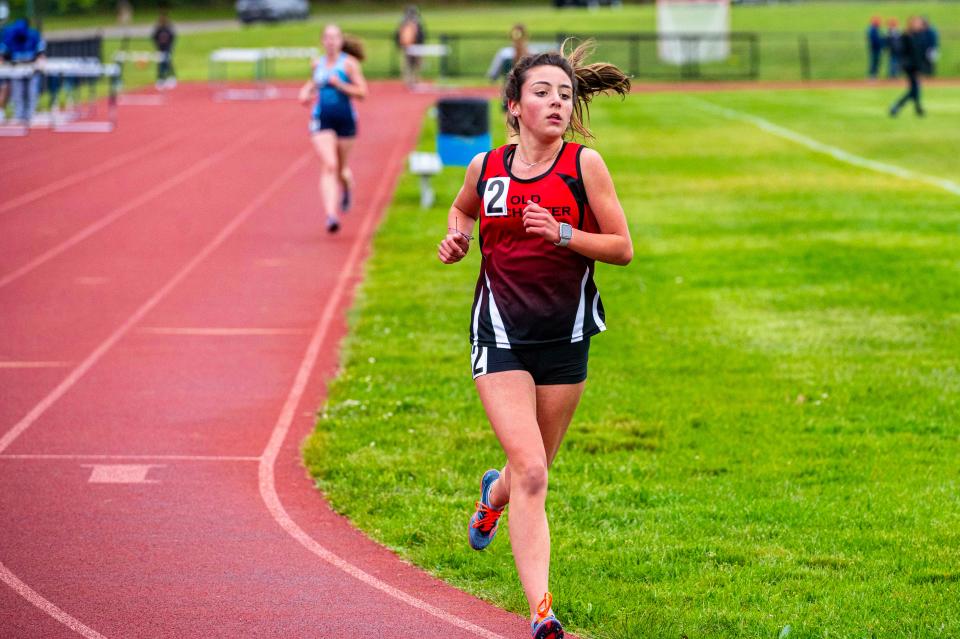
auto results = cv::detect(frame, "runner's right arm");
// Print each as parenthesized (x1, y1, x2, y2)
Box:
(438, 152, 484, 264)
(298, 79, 314, 105)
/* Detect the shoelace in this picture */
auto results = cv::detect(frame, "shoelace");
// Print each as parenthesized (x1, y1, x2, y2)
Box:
(471, 501, 503, 533)
(534, 592, 554, 625)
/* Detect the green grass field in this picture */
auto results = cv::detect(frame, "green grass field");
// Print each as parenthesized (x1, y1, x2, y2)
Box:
(85, 1, 958, 89)
(303, 85, 960, 638)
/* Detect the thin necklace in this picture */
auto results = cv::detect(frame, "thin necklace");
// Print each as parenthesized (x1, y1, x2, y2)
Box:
(516, 143, 561, 168)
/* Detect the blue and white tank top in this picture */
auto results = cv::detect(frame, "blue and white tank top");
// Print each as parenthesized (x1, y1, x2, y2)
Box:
(312, 53, 352, 117)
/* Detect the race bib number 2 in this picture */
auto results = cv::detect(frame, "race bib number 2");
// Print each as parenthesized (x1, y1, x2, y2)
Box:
(483, 177, 510, 217)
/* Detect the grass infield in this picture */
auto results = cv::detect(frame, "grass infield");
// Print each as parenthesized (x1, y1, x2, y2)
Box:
(303, 86, 960, 639)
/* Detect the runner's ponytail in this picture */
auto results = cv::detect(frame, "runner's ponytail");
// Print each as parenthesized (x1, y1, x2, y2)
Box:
(564, 39, 630, 138)
(342, 35, 365, 62)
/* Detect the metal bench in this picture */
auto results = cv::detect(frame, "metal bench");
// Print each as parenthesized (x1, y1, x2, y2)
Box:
(408, 152, 443, 209)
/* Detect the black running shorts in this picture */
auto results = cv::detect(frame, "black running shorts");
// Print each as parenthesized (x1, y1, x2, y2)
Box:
(470, 339, 590, 385)
(309, 109, 357, 138)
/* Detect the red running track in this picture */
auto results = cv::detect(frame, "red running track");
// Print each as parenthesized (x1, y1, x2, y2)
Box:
(0, 82, 534, 638)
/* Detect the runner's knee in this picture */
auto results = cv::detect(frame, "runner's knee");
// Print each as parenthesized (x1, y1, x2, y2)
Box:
(317, 153, 338, 173)
(510, 458, 548, 497)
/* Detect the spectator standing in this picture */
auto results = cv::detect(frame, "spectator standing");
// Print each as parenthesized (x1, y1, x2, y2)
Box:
(487, 24, 533, 84)
(0, 18, 45, 124)
(889, 16, 927, 117)
(886, 18, 902, 78)
(117, 0, 133, 26)
(487, 24, 534, 141)
(509, 24, 530, 70)
(866, 16, 884, 79)
(117, 0, 133, 51)
(152, 11, 177, 89)
(395, 5, 425, 87)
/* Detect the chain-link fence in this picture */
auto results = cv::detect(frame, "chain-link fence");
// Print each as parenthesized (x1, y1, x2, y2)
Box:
(347, 29, 958, 82)
(84, 28, 956, 87)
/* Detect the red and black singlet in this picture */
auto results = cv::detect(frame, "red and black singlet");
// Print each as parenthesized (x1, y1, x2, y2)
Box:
(470, 142, 606, 349)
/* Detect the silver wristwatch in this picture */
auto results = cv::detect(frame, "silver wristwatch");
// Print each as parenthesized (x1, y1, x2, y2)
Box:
(555, 222, 573, 247)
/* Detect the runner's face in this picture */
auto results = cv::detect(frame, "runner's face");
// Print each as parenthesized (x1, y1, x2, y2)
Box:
(323, 27, 343, 55)
(513, 65, 573, 140)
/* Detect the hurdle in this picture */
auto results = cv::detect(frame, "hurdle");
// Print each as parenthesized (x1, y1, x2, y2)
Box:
(0, 58, 121, 134)
(208, 47, 318, 101)
(112, 50, 169, 105)
(405, 43, 451, 88)
(112, 50, 166, 66)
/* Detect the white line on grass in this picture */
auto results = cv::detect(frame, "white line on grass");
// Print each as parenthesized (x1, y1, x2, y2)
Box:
(693, 99, 960, 197)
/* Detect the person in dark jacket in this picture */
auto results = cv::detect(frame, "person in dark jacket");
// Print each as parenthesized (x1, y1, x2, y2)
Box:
(151, 11, 176, 89)
(866, 16, 885, 79)
(920, 16, 939, 76)
(0, 18, 45, 123)
(889, 16, 927, 117)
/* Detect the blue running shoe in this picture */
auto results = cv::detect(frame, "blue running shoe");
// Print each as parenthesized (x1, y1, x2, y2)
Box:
(340, 186, 351, 213)
(468, 469, 503, 551)
(530, 593, 564, 639)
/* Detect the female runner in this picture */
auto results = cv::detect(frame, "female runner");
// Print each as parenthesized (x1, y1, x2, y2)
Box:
(299, 24, 367, 233)
(437, 42, 632, 639)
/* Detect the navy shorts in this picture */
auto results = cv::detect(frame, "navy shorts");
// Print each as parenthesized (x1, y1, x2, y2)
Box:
(471, 339, 590, 385)
(309, 109, 356, 138)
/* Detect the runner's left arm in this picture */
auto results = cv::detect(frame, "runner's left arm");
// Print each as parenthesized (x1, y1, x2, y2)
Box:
(521, 148, 633, 266)
(329, 57, 368, 100)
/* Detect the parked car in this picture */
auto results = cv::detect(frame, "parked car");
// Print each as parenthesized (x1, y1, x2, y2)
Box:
(236, 0, 309, 24)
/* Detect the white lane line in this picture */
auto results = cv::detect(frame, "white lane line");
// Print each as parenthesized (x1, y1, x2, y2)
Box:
(139, 327, 308, 336)
(0, 361, 70, 369)
(694, 100, 960, 197)
(0, 454, 259, 461)
(0, 151, 313, 456)
(258, 139, 509, 639)
(0, 561, 106, 639)
(0, 131, 182, 215)
(116, 94, 167, 106)
(84, 464, 163, 484)
(0, 124, 266, 291)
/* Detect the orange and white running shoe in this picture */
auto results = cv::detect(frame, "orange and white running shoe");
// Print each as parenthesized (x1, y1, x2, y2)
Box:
(530, 592, 564, 639)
